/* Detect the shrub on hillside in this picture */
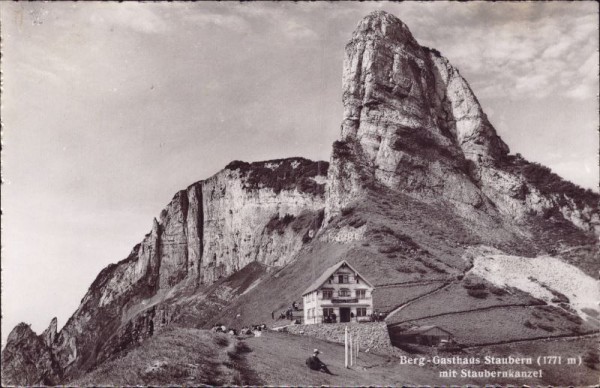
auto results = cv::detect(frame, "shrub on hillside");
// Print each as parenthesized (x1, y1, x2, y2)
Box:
(502, 155, 598, 208)
(332, 140, 353, 159)
(226, 158, 329, 196)
(348, 217, 367, 228)
(466, 289, 488, 299)
(341, 206, 355, 216)
(462, 278, 486, 290)
(415, 257, 447, 273)
(371, 225, 422, 252)
(265, 214, 295, 235)
(489, 285, 507, 296)
(537, 323, 555, 332)
(266, 210, 325, 242)
(214, 335, 229, 347)
(551, 294, 570, 304)
(391, 125, 459, 163)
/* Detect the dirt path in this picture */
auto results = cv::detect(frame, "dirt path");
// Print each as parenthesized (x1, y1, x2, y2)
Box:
(376, 278, 451, 288)
(387, 302, 539, 326)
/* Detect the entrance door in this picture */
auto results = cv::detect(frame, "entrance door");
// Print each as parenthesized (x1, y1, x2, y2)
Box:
(340, 307, 351, 323)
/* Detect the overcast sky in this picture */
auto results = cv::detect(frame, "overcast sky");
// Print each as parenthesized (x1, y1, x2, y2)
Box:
(1, 2, 598, 346)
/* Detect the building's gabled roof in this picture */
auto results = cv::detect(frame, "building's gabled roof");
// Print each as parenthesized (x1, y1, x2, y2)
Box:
(400, 325, 453, 336)
(301, 260, 374, 296)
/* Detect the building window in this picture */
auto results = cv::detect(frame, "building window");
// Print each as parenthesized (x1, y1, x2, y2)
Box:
(323, 307, 334, 317)
(338, 274, 349, 284)
(357, 307, 367, 317)
(322, 289, 333, 299)
(338, 288, 351, 297)
(356, 289, 366, 299)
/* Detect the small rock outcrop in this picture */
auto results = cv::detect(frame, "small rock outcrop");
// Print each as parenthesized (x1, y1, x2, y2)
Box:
(41, 317, 58, 348)
(1, 324, 62, 386)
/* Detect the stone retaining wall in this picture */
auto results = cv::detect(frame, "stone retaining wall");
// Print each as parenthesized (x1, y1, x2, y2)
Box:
(285, 322, 393, 353)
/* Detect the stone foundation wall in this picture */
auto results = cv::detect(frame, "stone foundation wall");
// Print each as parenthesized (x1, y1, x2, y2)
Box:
(285, 322, 392, 353)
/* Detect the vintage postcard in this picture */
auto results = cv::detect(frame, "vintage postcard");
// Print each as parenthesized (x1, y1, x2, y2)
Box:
(1, 2, 598, 386)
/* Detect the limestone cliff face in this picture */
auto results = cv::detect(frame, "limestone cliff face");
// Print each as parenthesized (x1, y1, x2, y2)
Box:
(326, 11, 599, 235)
(200, 159, 327, 283)
(2, 157, 327, 384)
(327, 11, 502, 217)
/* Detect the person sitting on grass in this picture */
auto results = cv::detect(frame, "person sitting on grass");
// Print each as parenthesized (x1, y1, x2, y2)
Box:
(306, 349, 334, 375)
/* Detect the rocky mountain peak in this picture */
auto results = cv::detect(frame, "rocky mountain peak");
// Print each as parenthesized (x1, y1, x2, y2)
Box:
(328, 11, 597, 238)
(350, 11, 418, 47)
(342, 10, 508, 167)
(332, 10, 507, 215)
(6, 323, 37, 344)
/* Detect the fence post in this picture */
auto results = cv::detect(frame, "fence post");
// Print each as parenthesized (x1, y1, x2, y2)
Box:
(349, 335, 352, 366)
(344, 326, 348, 368)
(356, 333, 359, 363)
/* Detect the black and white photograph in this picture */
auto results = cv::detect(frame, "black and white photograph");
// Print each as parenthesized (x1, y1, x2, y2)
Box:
(1, 1, 599, 386)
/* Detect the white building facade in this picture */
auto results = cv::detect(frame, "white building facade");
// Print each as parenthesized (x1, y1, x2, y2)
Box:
(302, 260, 374, 324)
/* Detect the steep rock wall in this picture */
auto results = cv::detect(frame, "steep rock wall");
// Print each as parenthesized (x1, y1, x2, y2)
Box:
(2, 158, 328, 383)
(200, 162, 327, 283)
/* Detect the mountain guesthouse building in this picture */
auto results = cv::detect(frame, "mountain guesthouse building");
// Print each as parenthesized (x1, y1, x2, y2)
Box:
(302, 260, 374, 324)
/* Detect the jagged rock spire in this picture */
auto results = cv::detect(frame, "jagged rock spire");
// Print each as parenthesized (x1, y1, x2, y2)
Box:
(342, 10, 508, 166)
(327, 10, 516, 220)
(349, 11, 418, 46)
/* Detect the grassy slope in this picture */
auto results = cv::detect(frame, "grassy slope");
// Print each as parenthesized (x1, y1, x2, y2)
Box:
(388, 281, 543, 324)
(71, 325, 598, 386)
(406, 305, 595, 346)
(242, 331, 432, 386)
(71, 326, 490, 386)
(373, 282, 445, 313)
(69, 326, 259, 386)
